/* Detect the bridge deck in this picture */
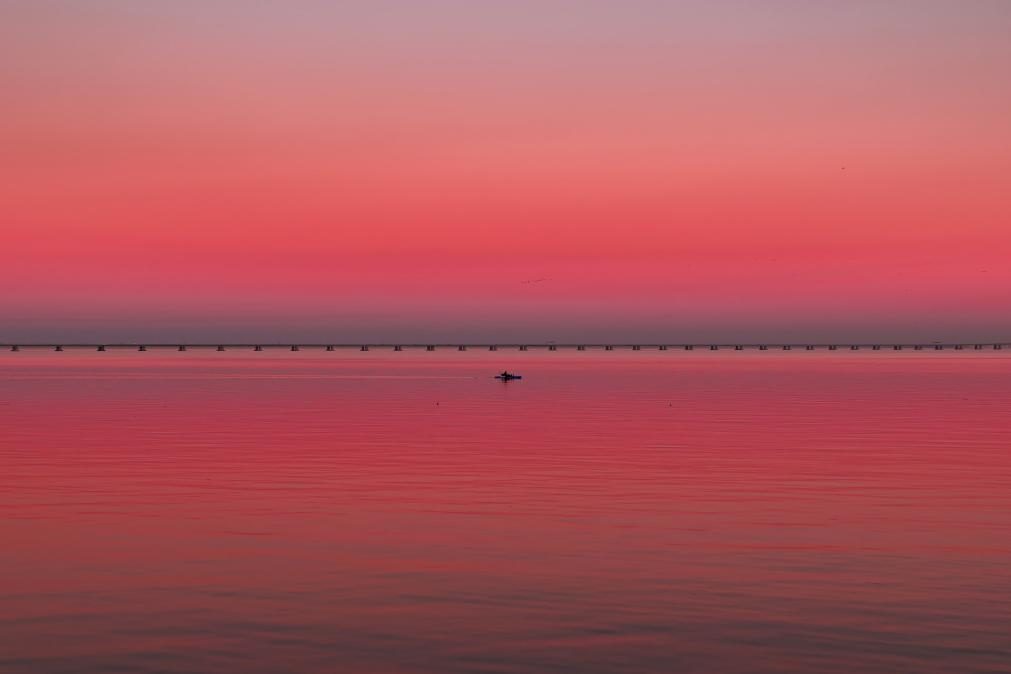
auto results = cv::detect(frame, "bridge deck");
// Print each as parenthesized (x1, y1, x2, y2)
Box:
(2, 343, 1009, 351)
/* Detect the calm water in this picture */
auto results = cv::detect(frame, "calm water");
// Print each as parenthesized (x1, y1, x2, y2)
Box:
(2, 352, 1010, 674)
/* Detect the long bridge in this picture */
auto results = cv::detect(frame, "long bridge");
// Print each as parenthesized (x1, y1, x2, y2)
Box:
(2, 343, 1008, 352)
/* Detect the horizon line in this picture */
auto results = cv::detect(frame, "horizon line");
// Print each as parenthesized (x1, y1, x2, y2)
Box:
(3, 342, 1009, 353)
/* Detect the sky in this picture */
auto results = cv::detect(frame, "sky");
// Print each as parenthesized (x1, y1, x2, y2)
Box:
(2, 0, 1010, 343)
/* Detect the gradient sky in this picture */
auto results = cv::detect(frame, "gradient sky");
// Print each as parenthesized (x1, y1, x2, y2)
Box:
(3, 1, 1010, 342)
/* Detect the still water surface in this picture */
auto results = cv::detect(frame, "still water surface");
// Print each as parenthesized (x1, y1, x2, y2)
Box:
(2, 352, 1010, 673)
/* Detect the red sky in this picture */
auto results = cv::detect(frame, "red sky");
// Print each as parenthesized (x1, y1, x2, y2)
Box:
(3, 1, 1010, 342)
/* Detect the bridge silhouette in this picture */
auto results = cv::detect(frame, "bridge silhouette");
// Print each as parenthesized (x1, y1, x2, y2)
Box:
(3, 342, 1008, 352)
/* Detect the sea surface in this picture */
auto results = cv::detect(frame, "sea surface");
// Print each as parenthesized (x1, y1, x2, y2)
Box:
(2, 351, 1010, 674)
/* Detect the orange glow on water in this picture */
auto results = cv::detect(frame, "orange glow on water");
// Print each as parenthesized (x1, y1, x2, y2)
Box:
(2, 352, 1011, 671)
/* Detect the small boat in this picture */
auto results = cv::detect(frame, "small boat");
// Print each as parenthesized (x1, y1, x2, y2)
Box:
(495, 371, 523, 381)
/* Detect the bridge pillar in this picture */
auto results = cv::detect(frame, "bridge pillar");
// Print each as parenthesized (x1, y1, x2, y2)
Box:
(97, 345, 106, 352)
(255, 345, 264, 351)
(734, 345, 743, 351)
(759, 345, 767, 351)
(955, 345, 964, 350)
(632, 345, 641, 351)
(426, 345, 435, 351)
(659, 345, 668, 351)
(489, 345, 497, 351)
(548, 345, 556, 351)
(605, 345, 614, 351)
(361, 345, 369, 351)
(995, 344, 1003, 350)
(139, 345, 147, 352)
(934, 345, 942, 350)
(710, 345, 718, 351)
(851, 345, 859, 350)
(577, 345, 586, 351)
(828, 345, 837, 351)
(893, 345, 902, 350)
(974, 344, 983, 350)
(519, 345, 528, 351)
(325, 345, 334, 352)
(217, 345, 225, 352)
(458, 345, 467, 351)
(872, 345, 881, 350)
(805, 346, 814, 351)
(10, 345, 19, 352)
(178, 345, 187, 352)
(55, 345, 63, 352)
(290, 345, 299, 352)
(394, 345, 403, 351)
(685, 345, 694, 351)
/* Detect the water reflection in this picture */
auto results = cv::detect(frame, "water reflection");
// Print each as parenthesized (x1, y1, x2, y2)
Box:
(2, 353, 1010, 673)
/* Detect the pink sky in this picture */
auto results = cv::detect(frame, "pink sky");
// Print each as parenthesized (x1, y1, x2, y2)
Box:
(3, 1, 1010, 342)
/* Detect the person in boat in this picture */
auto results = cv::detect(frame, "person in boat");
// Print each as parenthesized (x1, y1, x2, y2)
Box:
(500, 370, 511, 378)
